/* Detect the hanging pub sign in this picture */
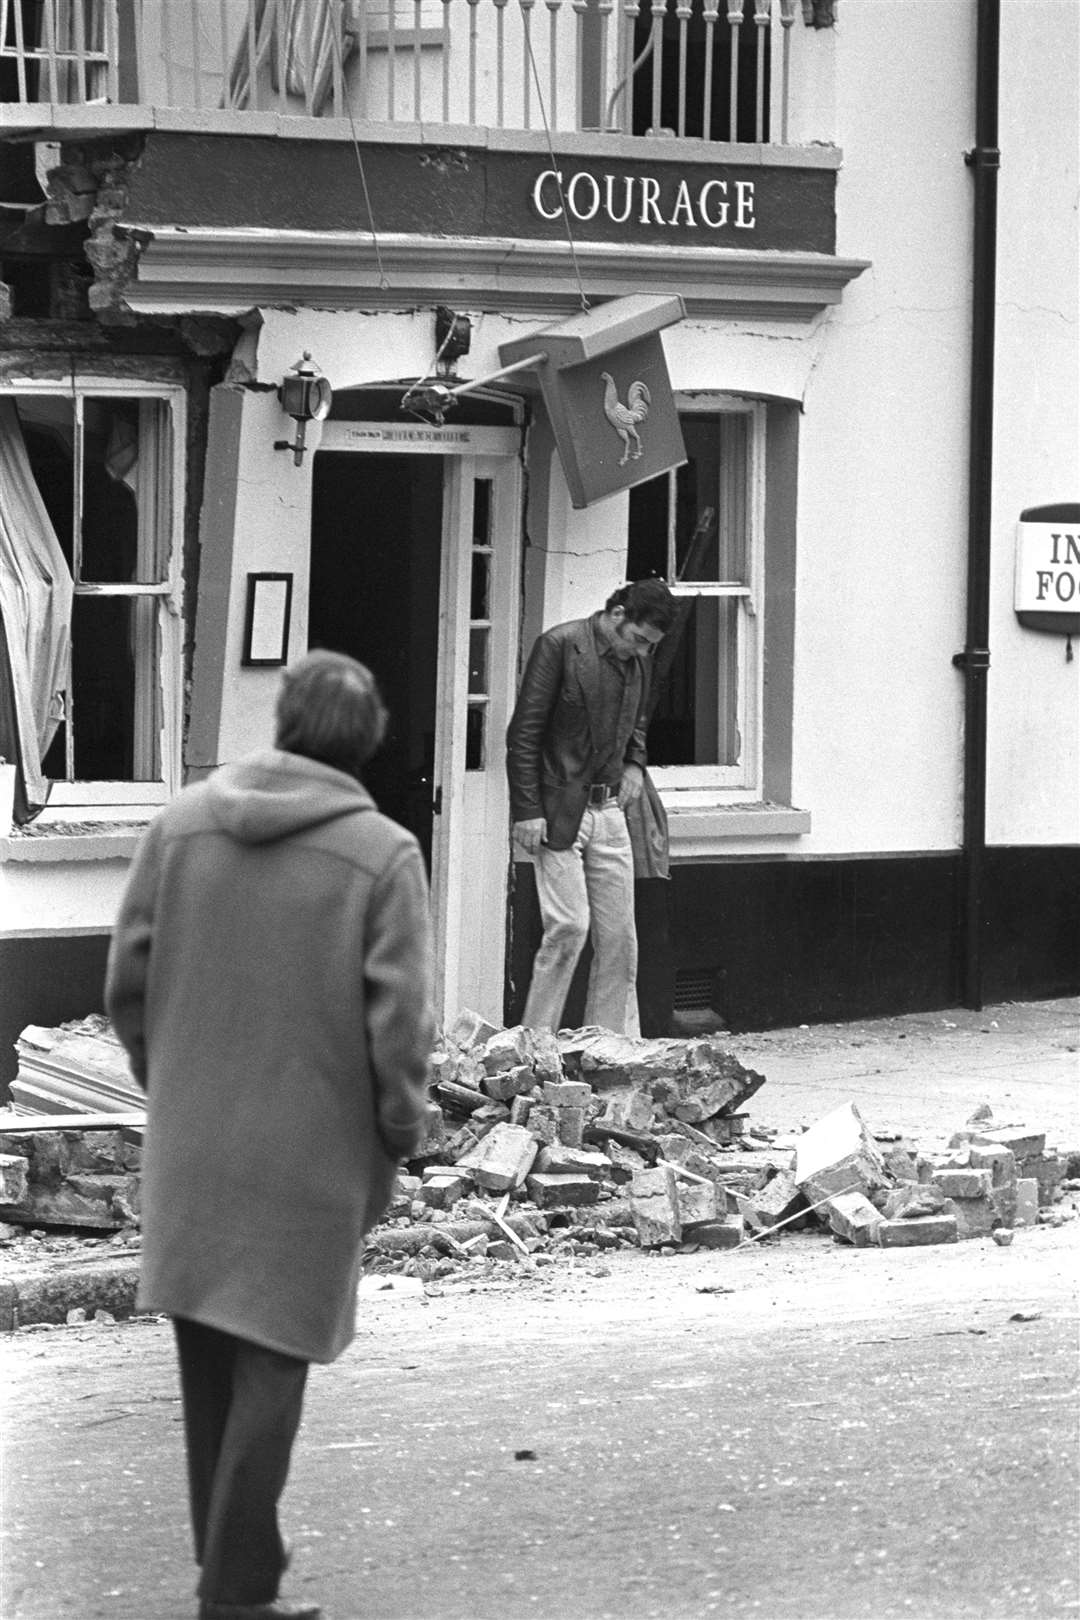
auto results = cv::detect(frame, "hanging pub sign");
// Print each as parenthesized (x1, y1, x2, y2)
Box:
(498, 294, 687, 509)
(1014, 503, 1080, 638)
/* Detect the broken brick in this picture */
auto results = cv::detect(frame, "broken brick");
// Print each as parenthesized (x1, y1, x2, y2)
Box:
(683, 1215, 743, 1249)
(881, 1184, 947, 1220)
(942, 1195, 997, 1239)
(534, 1145, 611, 1180)
(931, 1168, 993, 1200)
(481, 1065, 535, 1103)
(525, 1173, 599, 1209)
(630, 1165, 681, 1247)
(751, 1169, 807, 1228)
(542, 1080, 591, 1109)
(0, 1155, 29, 1206)
(1014, 1178, 1039, 1227)
(826, 1191, 883, 1247)
(876, 1214, 959, 1247)
(968, 1143, 1017, 1187)
(972, 1128, 1046, 1164)
(795, 1102, 889, 1203)
(455, 1123, 538, 1192)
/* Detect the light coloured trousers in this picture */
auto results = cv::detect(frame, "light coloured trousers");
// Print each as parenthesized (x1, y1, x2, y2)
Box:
(523, 803, 640, 1036)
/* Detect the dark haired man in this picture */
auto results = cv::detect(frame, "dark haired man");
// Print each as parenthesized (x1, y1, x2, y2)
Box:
(106, 650, 434, 1620)
(507, 578, 677, 1035)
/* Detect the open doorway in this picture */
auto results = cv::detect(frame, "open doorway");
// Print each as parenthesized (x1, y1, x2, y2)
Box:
(308, 451, 443, 866)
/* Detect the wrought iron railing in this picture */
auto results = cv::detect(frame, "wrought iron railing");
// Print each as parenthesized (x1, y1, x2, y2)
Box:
(0, 0, 801, 144)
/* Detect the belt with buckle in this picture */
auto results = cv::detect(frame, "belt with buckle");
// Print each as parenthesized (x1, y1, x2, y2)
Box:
(586, 782, 617, 806)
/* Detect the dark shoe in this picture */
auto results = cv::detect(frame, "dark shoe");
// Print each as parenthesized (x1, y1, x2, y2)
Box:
(199, 1600, 322, 1619)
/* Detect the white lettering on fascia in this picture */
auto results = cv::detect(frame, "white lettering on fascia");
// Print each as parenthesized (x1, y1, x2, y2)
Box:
(532, 169, 564, 220)
(531, 169, 757, 231)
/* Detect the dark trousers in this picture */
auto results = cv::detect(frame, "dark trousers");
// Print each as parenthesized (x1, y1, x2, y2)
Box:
(173, 1317, 309, 1606)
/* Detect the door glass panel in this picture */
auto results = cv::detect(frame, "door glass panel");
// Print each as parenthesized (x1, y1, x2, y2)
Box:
(466, 704, 486, 770)
(468, 628, 488, 695)
(470, 551, 490, 620)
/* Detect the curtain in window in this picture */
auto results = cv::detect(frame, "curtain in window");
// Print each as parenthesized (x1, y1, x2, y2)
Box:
(0, 399, 73, 815)
(225, 0, 356, 115)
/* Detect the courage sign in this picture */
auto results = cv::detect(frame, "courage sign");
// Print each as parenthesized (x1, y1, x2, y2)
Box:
(531, 166, 757, 233)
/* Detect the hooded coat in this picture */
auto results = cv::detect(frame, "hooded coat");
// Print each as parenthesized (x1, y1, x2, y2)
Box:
(105, 748, 435, 1364)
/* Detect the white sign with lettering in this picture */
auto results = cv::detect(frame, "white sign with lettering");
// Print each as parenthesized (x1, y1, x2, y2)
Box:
(1015, 522, 1080, 612)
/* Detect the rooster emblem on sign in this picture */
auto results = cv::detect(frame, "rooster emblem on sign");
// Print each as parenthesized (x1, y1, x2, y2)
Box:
(600, 372, 651, 466)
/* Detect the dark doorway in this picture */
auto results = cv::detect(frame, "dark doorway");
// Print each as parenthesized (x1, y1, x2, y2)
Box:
(308, 452, 443, 865)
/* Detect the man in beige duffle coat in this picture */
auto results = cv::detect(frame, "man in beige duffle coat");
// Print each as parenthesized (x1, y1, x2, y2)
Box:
(106, 650, 435, 1620)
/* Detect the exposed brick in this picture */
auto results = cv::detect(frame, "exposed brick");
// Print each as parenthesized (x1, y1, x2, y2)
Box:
(877, 1214, 959, 1247)
(931, 1168, 993, 1200)
(525, 1173, 600, 1209)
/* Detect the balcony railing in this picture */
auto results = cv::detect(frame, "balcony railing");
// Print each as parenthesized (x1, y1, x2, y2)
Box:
(0, 0, 803, 144)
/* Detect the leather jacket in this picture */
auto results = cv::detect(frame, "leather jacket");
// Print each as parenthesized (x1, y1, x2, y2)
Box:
(506, 615, 649, 850)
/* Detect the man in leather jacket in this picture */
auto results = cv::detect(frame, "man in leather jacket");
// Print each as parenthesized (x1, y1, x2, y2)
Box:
(506, 578, 677, 1034)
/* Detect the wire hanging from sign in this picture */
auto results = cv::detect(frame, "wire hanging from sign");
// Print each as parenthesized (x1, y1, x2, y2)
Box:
(329, 16, 389, 291)
(518, 0, 591, 315)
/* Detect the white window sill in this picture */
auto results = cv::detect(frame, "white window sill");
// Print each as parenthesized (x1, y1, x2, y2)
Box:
(0, 823, 149, 864)
(667, 802, 811, 858)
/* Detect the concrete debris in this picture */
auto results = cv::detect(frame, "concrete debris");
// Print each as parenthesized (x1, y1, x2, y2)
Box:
(10, 1016, 142, 1116)
(0, 1014, 1076, 1313)
(795, 1101, 889, 1203)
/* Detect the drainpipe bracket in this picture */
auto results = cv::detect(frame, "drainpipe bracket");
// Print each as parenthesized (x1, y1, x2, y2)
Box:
(964, 147, 1001, 169)
(952, 648, 991, 671)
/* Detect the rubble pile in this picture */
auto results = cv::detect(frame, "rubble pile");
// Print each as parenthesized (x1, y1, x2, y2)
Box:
(1, 1015, 1076, 1291)
(357, 1015, 1077, 1276)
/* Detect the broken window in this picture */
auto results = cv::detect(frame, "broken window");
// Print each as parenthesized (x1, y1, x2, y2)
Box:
(0, 382, 184, 826)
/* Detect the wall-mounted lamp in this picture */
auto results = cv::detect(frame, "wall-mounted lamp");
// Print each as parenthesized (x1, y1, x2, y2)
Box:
(434, 306, 472, 375)
(274, 351, 333, 465)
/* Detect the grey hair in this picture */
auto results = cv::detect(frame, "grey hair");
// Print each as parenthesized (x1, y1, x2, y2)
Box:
(274, 649, 389, 779)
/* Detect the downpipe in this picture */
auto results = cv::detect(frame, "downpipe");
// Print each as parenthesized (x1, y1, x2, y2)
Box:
(952, 0, 1000, 1010)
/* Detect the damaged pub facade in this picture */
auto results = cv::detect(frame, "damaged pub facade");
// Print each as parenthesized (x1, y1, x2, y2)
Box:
(0, 0, 1077, 1097)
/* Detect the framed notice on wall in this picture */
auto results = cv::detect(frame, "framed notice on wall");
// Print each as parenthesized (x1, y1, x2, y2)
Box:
(242, 572, 293, 666)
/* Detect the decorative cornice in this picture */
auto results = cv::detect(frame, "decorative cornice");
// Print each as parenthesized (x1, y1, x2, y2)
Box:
(119, 226, 869, 321)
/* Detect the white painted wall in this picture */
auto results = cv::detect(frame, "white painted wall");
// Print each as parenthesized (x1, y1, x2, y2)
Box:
(986, 0, 1080, 845)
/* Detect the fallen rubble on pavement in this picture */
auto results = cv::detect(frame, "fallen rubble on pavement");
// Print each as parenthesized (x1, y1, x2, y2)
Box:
(1, 1013, 1077, 1310)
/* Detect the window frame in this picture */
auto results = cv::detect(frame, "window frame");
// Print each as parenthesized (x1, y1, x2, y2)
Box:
(645, 394, 767, 803)
(1, 376, 186, 820)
